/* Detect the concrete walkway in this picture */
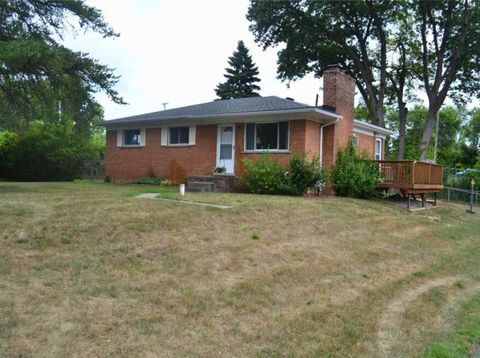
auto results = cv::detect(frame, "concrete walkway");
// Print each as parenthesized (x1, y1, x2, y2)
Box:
(135, 193, 232, 209)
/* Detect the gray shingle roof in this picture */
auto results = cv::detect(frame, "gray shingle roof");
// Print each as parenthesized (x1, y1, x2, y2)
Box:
(106, 96, 336, 124)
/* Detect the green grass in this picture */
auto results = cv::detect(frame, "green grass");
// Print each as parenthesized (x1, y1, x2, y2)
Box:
(0, 181, 480, 357)
(421, 295, 480, 358)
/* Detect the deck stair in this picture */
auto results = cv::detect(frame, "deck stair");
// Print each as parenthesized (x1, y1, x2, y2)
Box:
(186, 181, 215, 192)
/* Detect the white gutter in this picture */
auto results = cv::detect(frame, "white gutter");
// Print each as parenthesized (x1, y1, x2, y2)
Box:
(353, 119, 394, 136)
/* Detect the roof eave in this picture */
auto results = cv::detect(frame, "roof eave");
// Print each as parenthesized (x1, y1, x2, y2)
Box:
(353, 119, 394, 136)
(104, 108, 341, 128)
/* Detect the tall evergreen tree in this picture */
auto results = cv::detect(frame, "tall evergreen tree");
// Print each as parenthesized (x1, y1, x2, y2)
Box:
(215, 41, 261, 99)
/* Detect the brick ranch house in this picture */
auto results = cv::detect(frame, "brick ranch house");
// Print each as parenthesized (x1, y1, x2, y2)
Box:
(104, 66, 393, 190)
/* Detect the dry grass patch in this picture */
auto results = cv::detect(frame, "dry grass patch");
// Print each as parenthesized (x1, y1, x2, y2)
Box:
(1, 181, 480, 357)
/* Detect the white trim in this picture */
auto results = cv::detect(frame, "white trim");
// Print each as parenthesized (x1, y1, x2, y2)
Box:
(161, 127, 167, 146)
(351, 133, 359, 147)
(189, 125, 196, 145)
(353, 119, 394, 136)
(118, 128, 146, 148)
(319, 121, 336, 166)
(216, 124, 235, 174)
(116, 129, 122, 147)
(375, 137, 383, 160)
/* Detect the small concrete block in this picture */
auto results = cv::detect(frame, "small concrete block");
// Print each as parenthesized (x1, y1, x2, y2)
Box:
(135, 193, 159, 199)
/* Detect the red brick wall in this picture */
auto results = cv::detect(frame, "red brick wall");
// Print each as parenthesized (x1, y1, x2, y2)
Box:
(354, 132, 386, 159)
(355, 132, 375, 157)
(322, 67, 356, 167)
(105, 125, 217, 182)
(106, 119, 322, 181)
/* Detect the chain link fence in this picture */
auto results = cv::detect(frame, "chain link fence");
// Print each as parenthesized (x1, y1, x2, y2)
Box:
(81, 160, 105, 180)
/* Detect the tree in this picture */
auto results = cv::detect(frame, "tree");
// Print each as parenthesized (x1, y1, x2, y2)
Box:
(247, 0, 404, 127)
(248, 1, 480, 161)
(0, 0, 124, 129)
(215, 40, 261, 99)
(412, 1, 480, 160)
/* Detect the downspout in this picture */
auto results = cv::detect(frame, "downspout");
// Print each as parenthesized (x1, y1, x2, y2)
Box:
(319, 120, 338, 167)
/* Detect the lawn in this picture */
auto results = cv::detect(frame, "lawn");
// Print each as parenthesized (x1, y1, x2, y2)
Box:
(1, 181, 480, 357)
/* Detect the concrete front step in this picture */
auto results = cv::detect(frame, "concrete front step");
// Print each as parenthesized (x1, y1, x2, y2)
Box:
(186, 181, 215, 192)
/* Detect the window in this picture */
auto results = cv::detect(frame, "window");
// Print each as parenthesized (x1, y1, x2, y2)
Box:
(245, 121, 289, 151)
(168, 126, 189, 145)
(375, 137, 382, 160)
(123, 129, 141, 146)
(351, 134, 359, 147)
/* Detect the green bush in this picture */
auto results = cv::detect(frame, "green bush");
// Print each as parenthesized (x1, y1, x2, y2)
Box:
(285, 153, 324, 196)
(0, 121, 101, 181)
(241, 153, 324, 196)
(160, 179, 172, 186)
(331, 142, 382, 198)
(241, 154, 287, 194)
(132, 176, 162, 185)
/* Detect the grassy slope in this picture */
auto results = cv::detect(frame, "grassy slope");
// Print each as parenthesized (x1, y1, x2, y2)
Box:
(0, 181, 479, 357)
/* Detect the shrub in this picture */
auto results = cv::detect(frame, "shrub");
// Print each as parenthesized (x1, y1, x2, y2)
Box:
(132, 176, 162, 185)
(331, 142, 382, 198)
(241, 153, 324, 196)
(0, 121, 100, 181)
(285, 153, 324, 196)
(160, 179, 172, 187)
(241, 154, 286, 194)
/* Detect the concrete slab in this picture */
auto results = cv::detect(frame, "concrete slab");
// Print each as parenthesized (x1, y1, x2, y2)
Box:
(135, 193, 159, 199)
(135, 193, 231, 209)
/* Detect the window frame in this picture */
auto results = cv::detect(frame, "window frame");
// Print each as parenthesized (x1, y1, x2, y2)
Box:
(167, 126, 190, 146)
(244, 120, 290, 152)
(122, 128, 142, 147)
(375, 137, 382, 160)
(351, 134, 359, 147)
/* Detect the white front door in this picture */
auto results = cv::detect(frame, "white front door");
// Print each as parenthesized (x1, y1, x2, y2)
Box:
(216, 124, 235, 174)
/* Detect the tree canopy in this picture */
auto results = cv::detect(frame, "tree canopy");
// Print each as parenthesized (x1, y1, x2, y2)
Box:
(215, 40, 261, 99)
(0, 0, 123, 131)
(247, 0, 480, 161)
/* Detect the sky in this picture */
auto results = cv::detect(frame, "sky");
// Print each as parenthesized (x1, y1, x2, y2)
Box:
(64, 0, 329, 121)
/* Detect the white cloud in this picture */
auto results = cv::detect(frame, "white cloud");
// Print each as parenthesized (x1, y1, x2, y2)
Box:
(64, 0, 478, 121)
(63, 0, 328, 120)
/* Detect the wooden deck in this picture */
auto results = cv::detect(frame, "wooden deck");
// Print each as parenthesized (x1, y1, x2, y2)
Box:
(377, 160, 443, 193)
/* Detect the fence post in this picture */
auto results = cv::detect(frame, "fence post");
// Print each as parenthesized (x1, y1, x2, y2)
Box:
(447, 187, 450, 202)
(466, 179, 476, 214)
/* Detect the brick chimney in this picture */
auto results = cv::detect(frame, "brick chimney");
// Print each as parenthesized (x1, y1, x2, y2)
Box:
(321, 65, 356, 167)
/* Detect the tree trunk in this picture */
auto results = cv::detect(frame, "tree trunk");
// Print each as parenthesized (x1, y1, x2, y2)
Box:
(397, 104, 408, 160)
(419, 107, 438, 160)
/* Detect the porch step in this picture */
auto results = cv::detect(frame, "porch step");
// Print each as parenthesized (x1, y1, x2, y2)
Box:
(186, 181, 215, 193)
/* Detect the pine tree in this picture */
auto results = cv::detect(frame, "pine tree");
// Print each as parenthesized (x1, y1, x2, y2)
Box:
(215, 41, 261, 99)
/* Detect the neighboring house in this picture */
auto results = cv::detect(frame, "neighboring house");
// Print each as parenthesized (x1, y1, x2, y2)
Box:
(104, 66, 393, 189)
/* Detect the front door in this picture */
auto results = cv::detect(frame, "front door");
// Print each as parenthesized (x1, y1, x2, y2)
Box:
(216, 124, 235, 174)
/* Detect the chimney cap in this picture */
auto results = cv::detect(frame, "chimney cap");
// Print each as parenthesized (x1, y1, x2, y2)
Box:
(325, 64, 344, 70)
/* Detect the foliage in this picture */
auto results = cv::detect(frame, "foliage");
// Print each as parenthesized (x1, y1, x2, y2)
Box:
(445, 171, 480, 191)
(0, 121, 102, 181)
(215, 40, 261, 99)
(247, 0, 480, 160)
(285, 153, 323, 196)
(0, 0, 122, 130)
(331, 142, 382, 198)
(160, 179, 172, 187)
(241, 153, 324, 196)
(132, 176, 163, 185)
(241, 154, 287, 195)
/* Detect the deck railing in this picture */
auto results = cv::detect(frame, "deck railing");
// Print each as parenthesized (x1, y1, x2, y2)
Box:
(377, 160, 443, 190)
